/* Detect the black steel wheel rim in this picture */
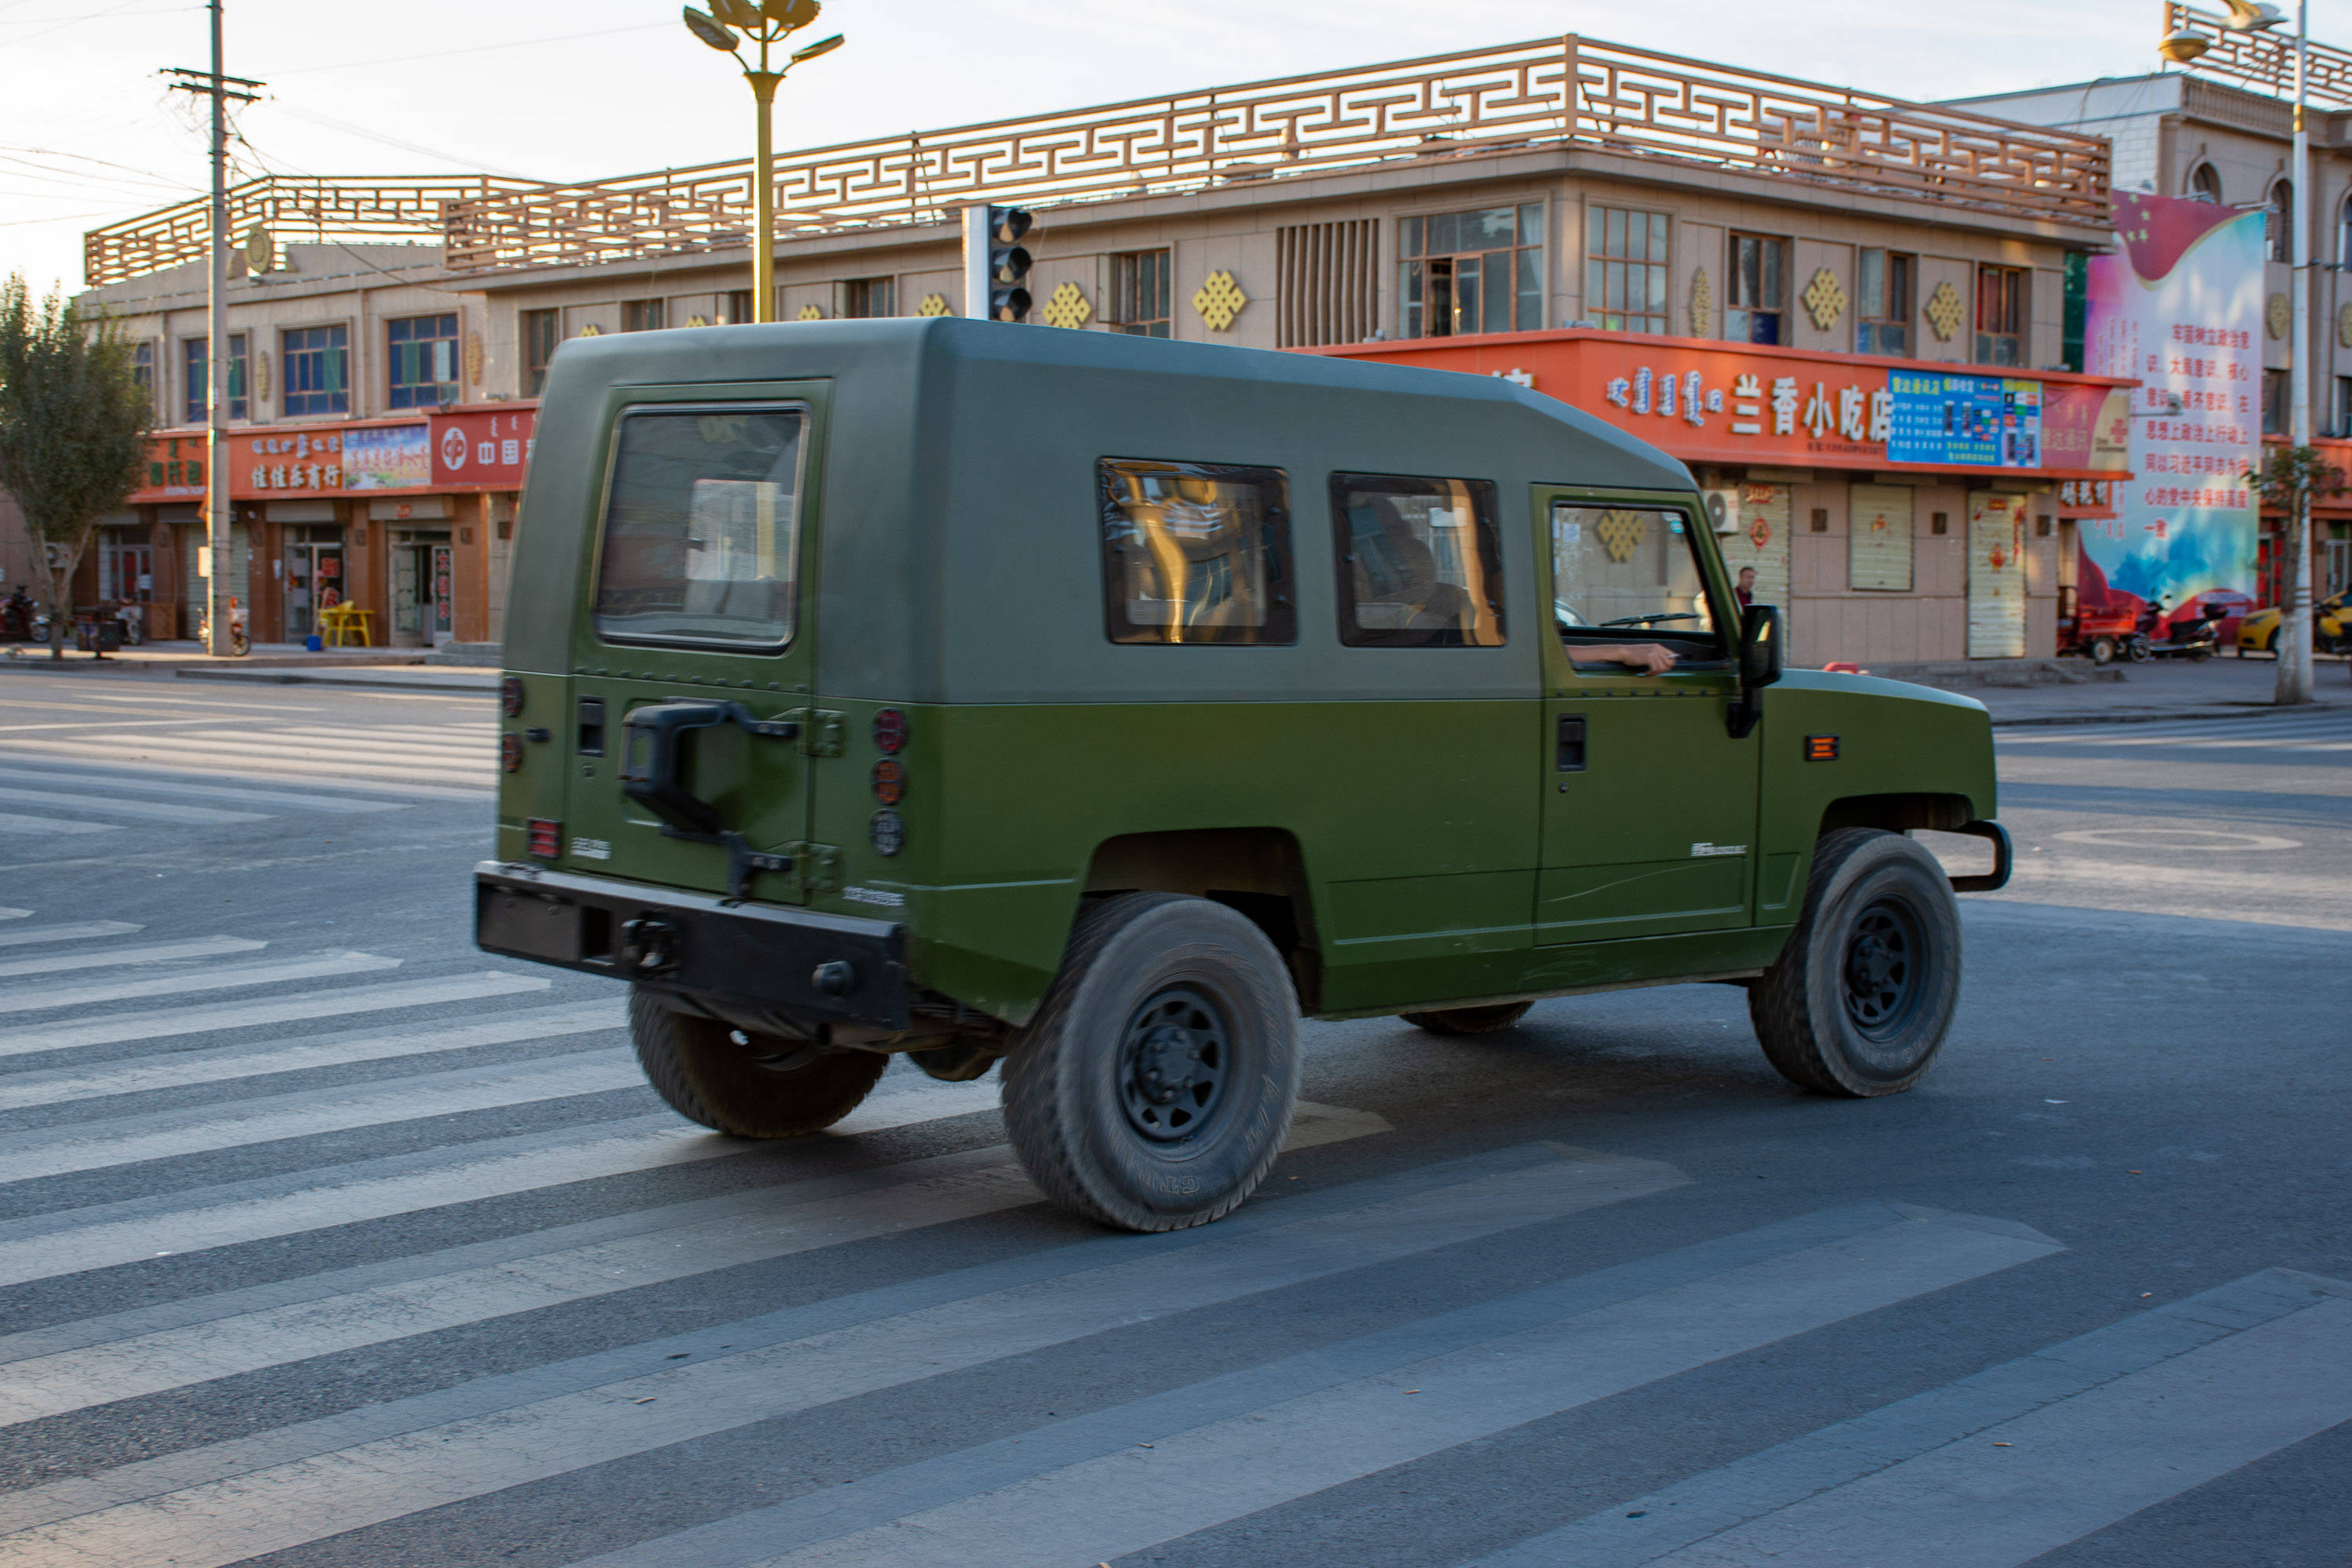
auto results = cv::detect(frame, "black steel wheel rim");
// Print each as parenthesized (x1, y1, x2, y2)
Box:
(729, 1027, 824, 1076)
(1840, 896, 1925, 1041)
(1117, 983, 1233, 1143)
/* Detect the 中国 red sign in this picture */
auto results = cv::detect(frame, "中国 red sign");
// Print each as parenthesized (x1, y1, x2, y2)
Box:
(431, 408, 537, 488)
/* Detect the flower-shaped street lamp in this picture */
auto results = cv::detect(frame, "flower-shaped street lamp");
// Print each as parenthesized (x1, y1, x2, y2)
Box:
(682, 0, 845, 325)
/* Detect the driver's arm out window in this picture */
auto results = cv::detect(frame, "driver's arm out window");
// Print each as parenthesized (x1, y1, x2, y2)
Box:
(594, 406, 805, 649)
(1550, 503, 1725, 666)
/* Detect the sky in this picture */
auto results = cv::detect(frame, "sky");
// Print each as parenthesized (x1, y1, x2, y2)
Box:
(0, 0, 2241, 294)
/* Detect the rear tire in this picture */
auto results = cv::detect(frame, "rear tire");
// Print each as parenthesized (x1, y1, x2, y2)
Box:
(629, 986, 887, 1137)
(1399, 1001, 1533, 1035)
(2090, 637, 2115, 665)
(1749, 829, 1962, 1098)
(1001, 892, 1299, 1232)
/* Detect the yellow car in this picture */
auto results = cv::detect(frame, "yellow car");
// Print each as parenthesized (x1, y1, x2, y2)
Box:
(2237, 591, 2351, 655)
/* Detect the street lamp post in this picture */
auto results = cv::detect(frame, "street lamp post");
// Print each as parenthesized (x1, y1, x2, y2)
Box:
(681, 1, 845, 326)
(2161, 2, 2316, 702)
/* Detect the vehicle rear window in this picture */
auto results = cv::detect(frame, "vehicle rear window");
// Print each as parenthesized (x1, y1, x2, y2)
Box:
(1330, 474, 1506, 648)
(1550, 502, 1723, 660)
(1099, 458, 1295, 645)
(594, 405, 806, 649)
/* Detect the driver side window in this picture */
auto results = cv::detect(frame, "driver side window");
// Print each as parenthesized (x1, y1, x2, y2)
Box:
(1550, 503, 1724, 664)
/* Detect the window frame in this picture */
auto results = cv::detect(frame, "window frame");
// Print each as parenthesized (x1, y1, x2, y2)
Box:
(1544, 494, 1734, 671)
(387, 312, 460, 410)
(2187, 162, 2223, 204)
(1097, 456, 1296, 647)
(280, 323, 349, 417)
(1109, 250, 1172, 337)
(1856, 249, 1914, 357)
(522, 310, 560, 396)
(720, 290, 756, 325)
(620, 299, 666, 333)
(841, 277, 896, 318)
(1327, 471, 1508, 648)
(1725, 233, 1788, 345)
(1400, 202, 1544, 339)
(1974, 264, 2027, 367)
(1584, 205, 1670, 335)
(2267, 180, 2295, 264)
(182, 333, 247, 423)
(590, 399, 815, 655)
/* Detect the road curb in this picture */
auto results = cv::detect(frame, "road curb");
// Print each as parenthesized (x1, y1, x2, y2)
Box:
(174, 666, 497, 694)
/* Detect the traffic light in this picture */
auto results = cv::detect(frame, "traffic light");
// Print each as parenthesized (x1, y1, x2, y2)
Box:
(962, 205, 1033, 322)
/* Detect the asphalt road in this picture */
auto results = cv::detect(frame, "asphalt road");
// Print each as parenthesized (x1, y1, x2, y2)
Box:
(0, 668, 2344, 1568)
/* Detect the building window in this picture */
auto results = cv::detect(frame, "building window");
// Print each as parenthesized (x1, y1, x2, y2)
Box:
(1857, 249, 1913, 357)
(1276, 220, 1379, 347)
(2188, 162, 2223, 204)
(1975, 266, 2027, 366)
(132, 340, 154, 403)
(387, 313, 459, 410)
(181, 334, 246, 423)
(841, 278, 895, 318)
(2334, 375, 2352, 437)
(621, 299, 666, 333)
(1109, 250, 1172, 337)
(1098, 458, 1294, 645)
(523, 310, 559, 397)
(2263, 368, 2288, 435)
(1584, 206, 1668, 334)
(2268, 181, 2294, 263)
(1401, 204, 1543, 338)
(1726, 234, 1786, 344)
(719, 289, 755, 325)
(281, 325, 348, 416)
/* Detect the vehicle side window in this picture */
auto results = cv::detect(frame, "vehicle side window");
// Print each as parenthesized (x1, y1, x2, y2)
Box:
(1330, 474, 1505, 648)
(595, 405, 805, 649)
(1099, 458, 1295, 645)
(1550, 503, 1725, 665)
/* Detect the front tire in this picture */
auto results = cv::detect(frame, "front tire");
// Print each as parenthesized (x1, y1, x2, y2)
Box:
(1749, 829, 1962, 1098)
(1001, 892, 1300, 1232)
(629, 987, 887, 1137)
(1400, 1001, 1533, 1035)
(2089, 637, 2115, 665)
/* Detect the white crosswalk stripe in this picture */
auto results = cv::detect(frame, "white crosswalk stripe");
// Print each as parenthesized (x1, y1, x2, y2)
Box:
(1998, 709, 2352, 750)
(0, 733, 491, 799)
(0, 766, 408, 814)
(0, 784, 264, 825)
(0, 810, 114, 836)
(0, 906, 2336, 1568)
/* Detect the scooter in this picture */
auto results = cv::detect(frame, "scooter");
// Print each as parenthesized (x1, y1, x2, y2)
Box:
(197, 596, 250, 657)
(2128, 597, 2222, 662)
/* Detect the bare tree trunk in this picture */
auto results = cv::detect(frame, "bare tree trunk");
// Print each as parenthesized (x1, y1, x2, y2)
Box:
(2276, 492, 2315, 705)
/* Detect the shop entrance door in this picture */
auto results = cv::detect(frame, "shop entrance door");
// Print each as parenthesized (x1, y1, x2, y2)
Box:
(283, 528, 345, 640)
(99, 538, 152, 604)
(391, 536, 453, 646)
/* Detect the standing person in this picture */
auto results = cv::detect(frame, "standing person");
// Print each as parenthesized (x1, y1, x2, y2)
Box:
(1735, 567, 1757, 609)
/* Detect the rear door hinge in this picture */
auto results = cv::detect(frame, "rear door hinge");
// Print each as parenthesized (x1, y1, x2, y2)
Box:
(785, 708, 845, 757)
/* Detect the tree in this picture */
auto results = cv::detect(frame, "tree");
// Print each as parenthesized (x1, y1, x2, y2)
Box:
(2243, 443, 2346, 706)
(0, 274, 153, 660)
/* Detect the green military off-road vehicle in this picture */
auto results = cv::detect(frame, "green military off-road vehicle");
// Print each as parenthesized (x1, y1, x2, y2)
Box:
(477, 318, 2009, 1232)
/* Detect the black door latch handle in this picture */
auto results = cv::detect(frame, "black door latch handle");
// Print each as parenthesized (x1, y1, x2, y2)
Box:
(617, 700, 802, 897)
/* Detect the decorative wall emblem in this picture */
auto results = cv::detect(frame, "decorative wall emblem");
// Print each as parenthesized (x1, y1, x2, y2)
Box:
(578, 323, 602, 336)
(252, 350, 270, 401)
(1689, 267, 1713, 338)
(2338, 303, 2352, 348)
(797, 304, 825, 321)
(684, 314, 711, 328)
(2267, 292, 2290, 340)
(464, 328, 485, 385)
(1802, 267, 1846, 332)
(1925, 281, 1964, 342)
(917, 293, 951, 318)
(1042, 281, 1093, 329)
(1192, 270, 1249, 332)
(1596, 509, 1648, 563)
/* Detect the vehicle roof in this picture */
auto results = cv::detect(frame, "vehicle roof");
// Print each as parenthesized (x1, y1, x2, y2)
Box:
(508, 318, 1697, 702)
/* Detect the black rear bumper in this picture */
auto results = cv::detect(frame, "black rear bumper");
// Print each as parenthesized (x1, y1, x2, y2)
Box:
(474, 861, 909, 1029)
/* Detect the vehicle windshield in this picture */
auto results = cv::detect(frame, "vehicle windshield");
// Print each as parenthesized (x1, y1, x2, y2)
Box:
(1549, 503, 1722, 660)
(594, 406, 805, 648)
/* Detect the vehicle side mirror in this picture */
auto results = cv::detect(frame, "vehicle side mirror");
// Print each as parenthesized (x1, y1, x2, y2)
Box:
(1729, 604, 1781, 739)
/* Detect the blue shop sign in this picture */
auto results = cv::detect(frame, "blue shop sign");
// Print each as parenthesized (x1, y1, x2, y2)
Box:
(1886, 372, 2042, 468)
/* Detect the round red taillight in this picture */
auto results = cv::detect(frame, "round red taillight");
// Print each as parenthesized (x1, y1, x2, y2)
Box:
(500, 733, 524, 773)
(500, 675, 525, 718)
(872, 708, 908, 753)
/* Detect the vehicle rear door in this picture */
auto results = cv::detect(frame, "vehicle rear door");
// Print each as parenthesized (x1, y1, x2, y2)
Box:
(1534, 486, 1760, 945)
(559, 384, 829, 906)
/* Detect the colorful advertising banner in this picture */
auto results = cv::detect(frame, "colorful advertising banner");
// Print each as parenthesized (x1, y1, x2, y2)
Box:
(344, 424, 430, 492)
(2084, 193, 2264, 616)
(1886, 373, 2042, 467)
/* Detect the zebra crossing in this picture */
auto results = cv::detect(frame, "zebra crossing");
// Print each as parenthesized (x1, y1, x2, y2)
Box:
(0, 912, 2342, 1566)
(1996, 705, 2352, 753)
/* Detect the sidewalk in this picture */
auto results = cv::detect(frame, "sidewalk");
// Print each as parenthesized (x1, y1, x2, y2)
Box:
(0, 641, 497, 693)
(1897, 653, 2352, 726)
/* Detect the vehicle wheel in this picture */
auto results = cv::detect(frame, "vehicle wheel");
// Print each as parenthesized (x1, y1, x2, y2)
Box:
(2126, 635, 2153, 662)
(628, 986, 887, 1137)
(2190, 646, 2213, 662)
(2089, 637, 2114, 665)
(1748, 828, 1962, 1098)
(1399, 1001, 1533, 1035)
(1000, 891, 1299, 1232)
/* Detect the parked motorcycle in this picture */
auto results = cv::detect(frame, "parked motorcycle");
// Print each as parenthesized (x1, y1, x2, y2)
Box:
(2127, 597, 2223, 662)
(0, 590, 31, 643)
(197, 596, 249, 658)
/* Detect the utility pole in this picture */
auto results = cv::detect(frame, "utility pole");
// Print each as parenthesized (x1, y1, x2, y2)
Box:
(165, 9, 260, 659)
(2284, 0, 2317, 704)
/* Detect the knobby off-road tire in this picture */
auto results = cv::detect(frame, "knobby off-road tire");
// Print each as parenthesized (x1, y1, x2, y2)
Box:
(1399, 1001, 1534, 1035)
(629, 985, 887, 1138)
(1000, 892, 1300, 1232)
(1748, 828, 1962, 1098)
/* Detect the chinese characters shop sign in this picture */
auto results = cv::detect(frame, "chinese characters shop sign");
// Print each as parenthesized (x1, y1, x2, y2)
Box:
(1597, 357, 1895, 464)
(2085, 193, 2264, 612)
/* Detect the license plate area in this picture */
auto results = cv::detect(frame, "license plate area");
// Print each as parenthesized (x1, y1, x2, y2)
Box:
(478, 887, 609, 965)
